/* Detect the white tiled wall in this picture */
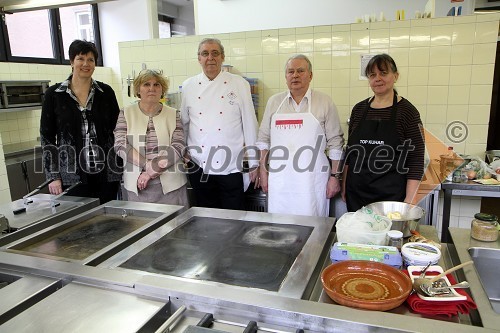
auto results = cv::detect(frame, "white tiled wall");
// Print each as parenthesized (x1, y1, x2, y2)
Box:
(119, 14, 499, 234)
(118, 13, 499, 159)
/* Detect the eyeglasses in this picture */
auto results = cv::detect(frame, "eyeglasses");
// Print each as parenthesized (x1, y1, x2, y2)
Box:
(199, 50, 222, 58)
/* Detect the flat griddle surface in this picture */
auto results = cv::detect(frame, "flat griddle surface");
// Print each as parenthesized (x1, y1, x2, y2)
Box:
(120, 216, 312, 291)
(13, 214, 151, 260)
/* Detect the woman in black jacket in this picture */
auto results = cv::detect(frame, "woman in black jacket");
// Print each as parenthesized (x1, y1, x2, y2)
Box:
(40, 40, 122, 204)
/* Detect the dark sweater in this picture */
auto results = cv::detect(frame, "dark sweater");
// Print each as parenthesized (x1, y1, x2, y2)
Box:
(347, 97, 425, 180)
(40, 81, 123, 185)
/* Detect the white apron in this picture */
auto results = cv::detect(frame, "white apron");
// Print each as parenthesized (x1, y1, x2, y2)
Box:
(267, 96, 330, 217)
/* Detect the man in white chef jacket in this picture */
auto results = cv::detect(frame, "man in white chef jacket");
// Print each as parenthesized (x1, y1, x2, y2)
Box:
(256, 54, 345, 217)
(180, 38, 259, 210)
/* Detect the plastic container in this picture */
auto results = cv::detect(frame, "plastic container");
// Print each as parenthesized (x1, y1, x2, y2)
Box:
(330, 242, 402, 269)
(386, 230, 404, 250)
(401, 242, 441, 267)
(471, 213, 499, 242)
(335, 212, 392, 245)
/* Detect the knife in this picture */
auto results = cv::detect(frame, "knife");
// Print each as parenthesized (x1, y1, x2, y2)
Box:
(127, 75, 131, 97)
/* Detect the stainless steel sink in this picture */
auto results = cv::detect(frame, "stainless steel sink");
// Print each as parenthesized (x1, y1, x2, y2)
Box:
(468, 247, 500, 314)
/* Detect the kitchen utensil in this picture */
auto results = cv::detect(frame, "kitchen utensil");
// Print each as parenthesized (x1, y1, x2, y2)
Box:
(364, 201, 424, 237)
(322, 260, 412, 311)
(127, 75, 131, 97)
(412, 261, 473, 296)
(420, 281, 470, 297)
(419, 262, 432, 278)
(13, 178, 54, 214)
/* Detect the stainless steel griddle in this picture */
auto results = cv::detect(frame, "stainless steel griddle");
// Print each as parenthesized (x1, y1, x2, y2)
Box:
(1, 201, 184, 265)
(100, 207, 335, 298)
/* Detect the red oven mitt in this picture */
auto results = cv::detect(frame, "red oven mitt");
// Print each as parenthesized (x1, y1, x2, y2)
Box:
(405, 270, 477, 317)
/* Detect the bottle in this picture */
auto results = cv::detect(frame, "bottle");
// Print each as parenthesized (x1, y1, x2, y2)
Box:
(387, 230, 404, 250)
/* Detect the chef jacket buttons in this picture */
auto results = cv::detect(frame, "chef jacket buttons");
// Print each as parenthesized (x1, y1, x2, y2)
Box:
(220, 112, 222, 114)
(198, 97, 201, 99)
(221, 96, 224, 98)
(224, 81, 227, 84)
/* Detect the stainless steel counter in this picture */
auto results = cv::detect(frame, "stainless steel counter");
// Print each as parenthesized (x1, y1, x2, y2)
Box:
(448, 227, 500, 331)
(0, 205, 497, 332)
(0, 194, 99, 242)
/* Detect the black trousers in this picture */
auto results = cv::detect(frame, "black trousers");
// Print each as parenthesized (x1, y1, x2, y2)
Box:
(187, 162, 245, 210)
(64, 173, 119, 204)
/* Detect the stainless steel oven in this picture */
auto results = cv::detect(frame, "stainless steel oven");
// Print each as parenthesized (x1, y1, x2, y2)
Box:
(0, 80, 50, 109)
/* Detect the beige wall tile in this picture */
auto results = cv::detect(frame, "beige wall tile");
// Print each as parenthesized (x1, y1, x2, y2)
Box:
(431, 24, 453, 46)
(262, 36, 279, 54)
(263, 71, 280, 89)
(351, 22, 369, 31)
(407, 86, 428, 105)
(313, 51, 332, 70)
(470, 64, 495, 85)
(388, 48, 409, 67)
(468, 104, 491, 125)
(427, 85, 449, 104)
(475, 21, 499, 44)
(448, 85, 470, 105)
(467, 124, 489, 144)
(246, 55, 263, 73)
(425, 104, 447, 123)
(449, 64, 471, 86)
(409, 47, 430, 66)
(350, 86, 370, 105)
(451, 45, 474, 67)
(332, 87, 350, 106)
(332, 51, 351, 69)
(350, 30, 370, 50)
(407, 66, 429, 86)
(454, 15, 476, 24)
(391, 20, 411, 29)
(332, 69, 350, 88)
(279, 28, 295, 36)
(296, 34, 314, 53)
(171, 60, 187, 76)
(475, 13, 500, 22)
(262, 29, 279, 38)
(473, 43, 497, 64)
(313, 70, 332, 88)
(410, 26, 431, 47)
(278, 35, 297, 54)
(370, 29, 390, 49)
(332, 31, 350, 51)
(332, 24, 350, 32)
(390, 28, 410, 48)
(229, 38, 246, 56)
(262, 54, 280, 72)
(469, 84, 493, 105)
(428, 66, 450, 85)
(296, 27, 313, 34)
(245, 30, 261, 38)
(446, 104, 468, 123)
(452, 23, 475, 45)
(429, 46, 451, 66)
(314, 33, 332, 52)
(245, 37, 262, 56)
(314, 25, 331, 33)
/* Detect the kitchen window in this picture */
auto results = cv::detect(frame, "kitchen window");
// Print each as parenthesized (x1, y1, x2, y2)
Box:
(0, 4, 102, 65)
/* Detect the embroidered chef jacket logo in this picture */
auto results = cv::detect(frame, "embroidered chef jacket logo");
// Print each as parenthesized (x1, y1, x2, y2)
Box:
(226, 91, 237, 105)
(275, 119, 304, 129)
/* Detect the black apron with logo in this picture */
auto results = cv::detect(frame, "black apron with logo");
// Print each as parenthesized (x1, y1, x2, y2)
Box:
(345, 94, 407, 212)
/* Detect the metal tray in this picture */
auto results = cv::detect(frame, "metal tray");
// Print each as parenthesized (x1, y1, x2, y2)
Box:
(2, 201, 184, 265)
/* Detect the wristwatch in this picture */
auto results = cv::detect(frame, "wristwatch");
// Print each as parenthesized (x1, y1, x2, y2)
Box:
(330, 173, 342, 180)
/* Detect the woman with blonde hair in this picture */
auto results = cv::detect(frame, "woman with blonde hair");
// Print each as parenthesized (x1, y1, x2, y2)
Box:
(114, 69, 188, 205)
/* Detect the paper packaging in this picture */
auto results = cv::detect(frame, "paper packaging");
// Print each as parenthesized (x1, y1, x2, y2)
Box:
(330, 242, 403, 269)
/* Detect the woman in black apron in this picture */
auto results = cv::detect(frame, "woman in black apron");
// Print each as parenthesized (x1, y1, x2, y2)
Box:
(343, 54, 425, 212)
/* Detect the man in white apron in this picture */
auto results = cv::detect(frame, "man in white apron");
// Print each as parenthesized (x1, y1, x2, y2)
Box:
(256, 55, 345, 217)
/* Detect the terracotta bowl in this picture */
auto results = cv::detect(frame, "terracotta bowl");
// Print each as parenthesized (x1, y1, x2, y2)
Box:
(321, 260, 412, 311)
